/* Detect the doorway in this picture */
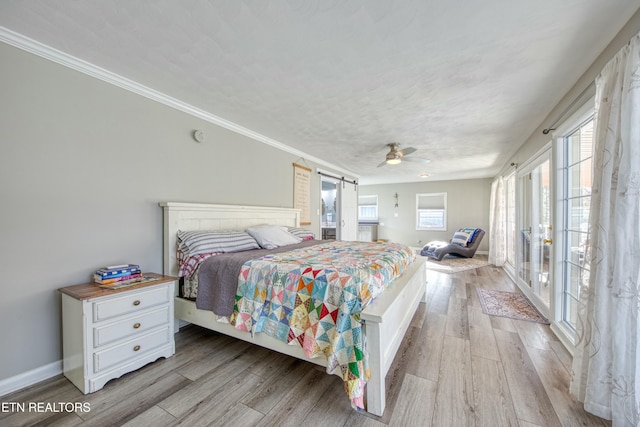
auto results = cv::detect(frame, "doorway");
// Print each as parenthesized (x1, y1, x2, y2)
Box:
(320, 176, 358, 241)
(517, 149, 552, 315)
(321, 178, 338, 240)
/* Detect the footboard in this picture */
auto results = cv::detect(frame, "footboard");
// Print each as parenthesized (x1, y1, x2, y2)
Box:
(174, 297, 328, 368)
(172, 259, 425, 417)
(360, 260, 426, 416)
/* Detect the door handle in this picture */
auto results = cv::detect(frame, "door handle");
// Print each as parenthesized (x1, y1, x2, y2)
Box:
(543, 238, 553, 245)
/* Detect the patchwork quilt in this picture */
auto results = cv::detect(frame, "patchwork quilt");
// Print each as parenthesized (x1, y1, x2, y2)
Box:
(229, 240, 414, 410)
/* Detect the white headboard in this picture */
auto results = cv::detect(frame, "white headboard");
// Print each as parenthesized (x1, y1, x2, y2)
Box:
(159, 202, 301, 277)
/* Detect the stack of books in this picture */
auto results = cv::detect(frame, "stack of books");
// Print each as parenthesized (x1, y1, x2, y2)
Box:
(94, 264, 149, 289)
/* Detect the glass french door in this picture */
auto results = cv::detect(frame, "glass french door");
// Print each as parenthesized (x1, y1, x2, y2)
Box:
(560, 117, 593, 332)
(517, 151, 552, 314)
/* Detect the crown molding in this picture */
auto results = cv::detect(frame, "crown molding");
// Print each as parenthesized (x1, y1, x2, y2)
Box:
(0, 26, 357, 179)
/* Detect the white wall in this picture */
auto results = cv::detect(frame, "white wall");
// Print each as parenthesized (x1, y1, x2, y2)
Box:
(0, 41, 341, 384)
(359, 179, 491, 250)
(497, 8, 640, 177)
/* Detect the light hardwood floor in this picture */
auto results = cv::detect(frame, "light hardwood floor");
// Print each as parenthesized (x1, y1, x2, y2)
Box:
(1, 265, 610, 426)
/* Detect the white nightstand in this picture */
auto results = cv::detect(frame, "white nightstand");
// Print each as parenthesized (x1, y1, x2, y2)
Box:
(59, 273, 177, 394)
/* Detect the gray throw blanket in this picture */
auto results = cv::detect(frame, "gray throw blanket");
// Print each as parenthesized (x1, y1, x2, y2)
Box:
(196, 240, 323, 316)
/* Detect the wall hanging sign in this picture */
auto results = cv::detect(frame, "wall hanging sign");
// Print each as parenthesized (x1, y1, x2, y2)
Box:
(293, 162, 312, 225)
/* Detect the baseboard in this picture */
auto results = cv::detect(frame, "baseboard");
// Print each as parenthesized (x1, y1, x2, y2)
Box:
(476, 250, 489, 255)
(0, 361, 62, 397)
(550, 321, 576, 357)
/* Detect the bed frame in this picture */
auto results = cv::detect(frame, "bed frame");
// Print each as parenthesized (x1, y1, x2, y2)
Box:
(160, 202, 426, 416)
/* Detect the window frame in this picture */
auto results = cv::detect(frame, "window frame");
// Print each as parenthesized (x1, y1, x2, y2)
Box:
(551, 95, 595, 348)
(416, 192, 447, 231)
(358, 195, 378, 221)
(561, 115, 594, 333)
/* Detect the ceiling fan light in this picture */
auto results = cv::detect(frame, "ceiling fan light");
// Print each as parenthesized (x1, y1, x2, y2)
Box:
(386, 158, 401, 165)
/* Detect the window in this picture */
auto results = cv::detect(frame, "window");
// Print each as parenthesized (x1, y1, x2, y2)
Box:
(358, 195, 378, 221)
(562, 117, 593, 331)
(505, 173, 516, 269)
(416, 193, 447, 230)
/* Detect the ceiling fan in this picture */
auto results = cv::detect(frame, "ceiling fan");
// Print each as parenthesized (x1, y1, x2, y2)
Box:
(377, 143, 430, 167)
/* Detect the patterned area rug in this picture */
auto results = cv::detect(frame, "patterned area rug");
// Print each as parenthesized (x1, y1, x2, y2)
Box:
(476, 288, 549, 324)
(424, 255, 490, 273)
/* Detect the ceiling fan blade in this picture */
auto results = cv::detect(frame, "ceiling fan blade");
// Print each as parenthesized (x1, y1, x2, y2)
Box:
(377, 160, 388, 167)
(404, 157, 431, 164)
(400, 147, 417, 156)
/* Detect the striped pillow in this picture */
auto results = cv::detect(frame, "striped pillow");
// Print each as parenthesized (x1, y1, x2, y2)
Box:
(451, 230, 473, 246)
(461, 227, 480, 243)
(177, 229, 260, 258)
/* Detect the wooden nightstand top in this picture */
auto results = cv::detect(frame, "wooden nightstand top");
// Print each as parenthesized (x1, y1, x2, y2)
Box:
(59, 273, 178, 300)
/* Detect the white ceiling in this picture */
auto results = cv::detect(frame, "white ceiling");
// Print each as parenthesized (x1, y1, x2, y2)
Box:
(1, 1, 638, 184)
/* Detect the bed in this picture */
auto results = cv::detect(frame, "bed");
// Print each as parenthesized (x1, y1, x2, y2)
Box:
(160, 202, 426, 416)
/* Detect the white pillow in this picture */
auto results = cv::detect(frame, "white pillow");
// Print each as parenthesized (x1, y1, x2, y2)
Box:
(246, 225, 302, 249)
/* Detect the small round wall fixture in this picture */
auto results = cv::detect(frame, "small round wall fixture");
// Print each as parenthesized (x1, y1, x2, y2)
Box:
(192, 130, 205, 143)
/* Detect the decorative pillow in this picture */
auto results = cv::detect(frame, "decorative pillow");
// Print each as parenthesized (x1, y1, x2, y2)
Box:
(420, 241, 448, 256)
(461, 227, 481, 244)
(177, 249, 218, 278)
(451, 230, 473, 246)
(246, 224, 302, 249)
(286, 226, 316, 240)
(177, 229, 260, 258)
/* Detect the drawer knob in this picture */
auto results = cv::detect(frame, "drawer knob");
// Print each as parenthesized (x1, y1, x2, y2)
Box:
(133, 323, 141, 329)
(133, 345, 141, 352)
(133, 300, 141, 306)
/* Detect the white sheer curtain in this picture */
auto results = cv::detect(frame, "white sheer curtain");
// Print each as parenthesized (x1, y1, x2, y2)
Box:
(488, 176, 506, 266)
(570, 32, 640, 426)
